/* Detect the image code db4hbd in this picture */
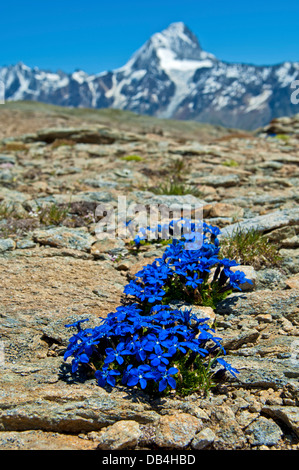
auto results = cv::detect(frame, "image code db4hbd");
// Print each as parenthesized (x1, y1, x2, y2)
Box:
(146, 455, 196, 465)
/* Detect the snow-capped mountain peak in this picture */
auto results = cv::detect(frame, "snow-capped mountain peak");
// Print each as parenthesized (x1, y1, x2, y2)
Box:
(148, 22, 203, 60)
(125, 22, 215, 72)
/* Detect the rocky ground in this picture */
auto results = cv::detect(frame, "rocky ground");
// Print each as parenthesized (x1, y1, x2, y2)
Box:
(0, 103, 298, 450)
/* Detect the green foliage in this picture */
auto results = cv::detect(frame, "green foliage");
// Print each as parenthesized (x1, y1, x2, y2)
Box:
(174, 353, 219, 396)
(222, 159, 239, 167)
(0, 202, 14, 220)
(162, 274, 232, 310)
(275, 134, 289, 142)
(120, 154, 144, 162)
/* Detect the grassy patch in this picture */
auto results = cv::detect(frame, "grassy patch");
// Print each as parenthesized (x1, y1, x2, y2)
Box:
(51, 139, 76, 148)
(174, 354, 218, 396)
(150, 158, 204, 198)
(0, 142, 28, 152)
(219, 228, 282, 270)
(38, 203, 69, 226)
(151, 181, 203, 197)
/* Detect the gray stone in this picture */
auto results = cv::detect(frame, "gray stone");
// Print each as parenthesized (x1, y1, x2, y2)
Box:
(211, 405, 246, 450)
(0, 154, 16, 164)
(90, 237, 126, 257)
(262, 406, 299, 438)
(281, 235, 299, 248)
(0, 378, 160, 433)
(0, 239, 15, 253)
(245, 416, 283, 446)
(216, 289, 299, 324)
(219, 355, 298, 390)
(280, 248, 299, 275)
(191, 427, 216, 449)
(32, 227, 95, 252)
(114, 169, 133, 178)
(83, 178, 118, 188)
(169, 143, 207, 156)
(29, 126, 139, 145)
(95, 420, 142, 450)
(0, 170, 14, 182)
(267, 224, 299, 245)
(73, 191, 114, 204)
(194, 174, 240, 188)
(153, 413, 202, 449)
(0, 189, 30, 204)
(16, 239, 36, 249)
(136, 193, 207, 209)
(231, 334, 299, 360)
(221, 329, 259, 351)
(74, 143, 113, 156)
(258, 161, 283, 170)
(256, 268, 286, 290)
(220, 208, 299, 238)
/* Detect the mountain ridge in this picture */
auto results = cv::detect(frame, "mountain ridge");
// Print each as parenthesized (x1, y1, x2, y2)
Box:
(1, 22, 298, 130)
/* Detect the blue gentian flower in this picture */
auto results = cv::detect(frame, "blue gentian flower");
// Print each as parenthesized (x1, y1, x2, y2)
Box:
(95, 367, 121, 387)
(216, 357, 239, 378)
(227, 270, 253, 290)
(148, 345, 172, 367)
(143, 286, 166, 303)
(183, 339, 209, 357)
(132, 339, 149, 362)
(104, 342, 131, 365)
(65, 318, 89, 330)
(157, 366, 178, 392)
(127, 365, 156, 389)
(70, 353, 90, 373)
(124, 280, 143, 297)
(185, 272, 203, 289)
(143, 331, 169, 351)
(162, 335, 188, 355)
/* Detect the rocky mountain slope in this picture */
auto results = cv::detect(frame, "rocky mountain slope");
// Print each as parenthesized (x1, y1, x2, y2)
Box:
(1, 22, 299, 130)
(0, 103, 298, 450)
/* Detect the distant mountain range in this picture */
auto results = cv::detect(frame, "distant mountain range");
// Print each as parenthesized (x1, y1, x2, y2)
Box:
(1, 22, 299, 130)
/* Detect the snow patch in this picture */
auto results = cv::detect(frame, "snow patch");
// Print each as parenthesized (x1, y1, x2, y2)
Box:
(157, 48, 213, 72)
(246, 89, 272, 112)
(72, 71, 88, 84)
(276, 62, 298, 87)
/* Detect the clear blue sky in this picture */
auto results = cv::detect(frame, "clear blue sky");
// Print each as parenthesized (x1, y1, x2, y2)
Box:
(0, 0, 298, 74)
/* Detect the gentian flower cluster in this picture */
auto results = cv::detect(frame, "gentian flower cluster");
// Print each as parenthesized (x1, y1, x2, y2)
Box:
(64, 220, 246, 395)
(126, 219, 251, 308)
